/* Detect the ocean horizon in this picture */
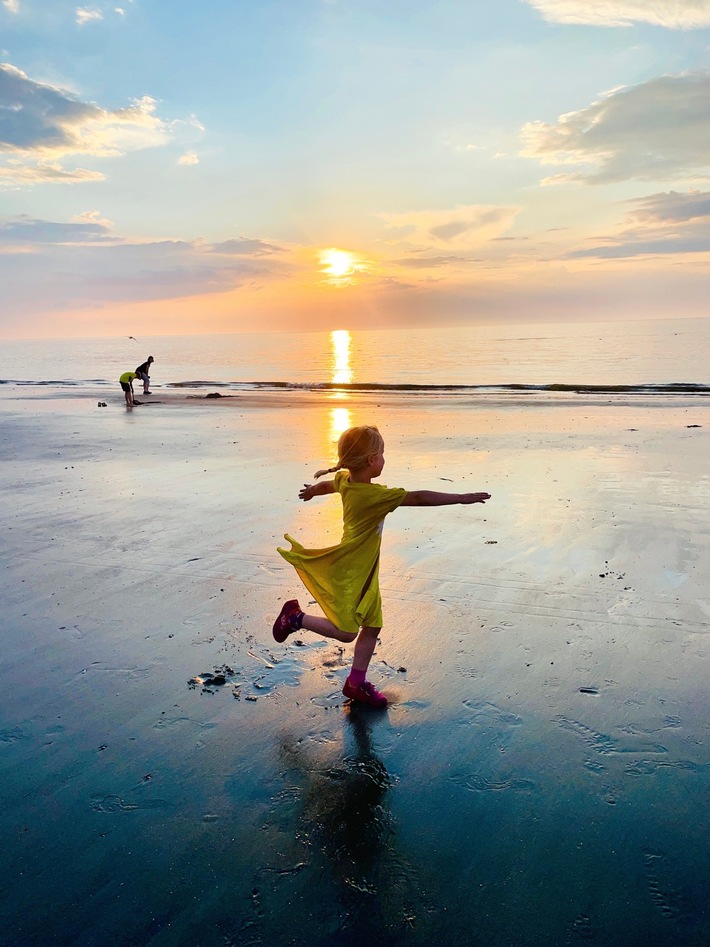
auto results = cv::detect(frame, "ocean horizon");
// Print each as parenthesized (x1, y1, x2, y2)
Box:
(2, 316, 710, 393)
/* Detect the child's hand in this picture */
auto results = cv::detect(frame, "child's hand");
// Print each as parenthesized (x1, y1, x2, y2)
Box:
(461, 492, 491, 504)
(299, 483, 316, 501)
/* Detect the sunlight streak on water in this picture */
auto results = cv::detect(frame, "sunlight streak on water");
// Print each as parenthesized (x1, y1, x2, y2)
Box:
(330, 329, 353, 400)
(329, 406, 352, 443)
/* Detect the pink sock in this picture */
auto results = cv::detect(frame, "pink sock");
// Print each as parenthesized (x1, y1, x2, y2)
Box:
(348, 667, 366, 686)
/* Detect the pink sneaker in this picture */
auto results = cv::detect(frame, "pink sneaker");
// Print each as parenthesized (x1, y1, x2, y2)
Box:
(272, 599, 301, 643)
(342, 678, 388, 708)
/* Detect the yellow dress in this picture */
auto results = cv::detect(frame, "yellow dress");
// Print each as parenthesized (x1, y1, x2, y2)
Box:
(278, 470, 407, 633)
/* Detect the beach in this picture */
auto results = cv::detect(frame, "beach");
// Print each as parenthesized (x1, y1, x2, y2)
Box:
(1, 383, 709, 946)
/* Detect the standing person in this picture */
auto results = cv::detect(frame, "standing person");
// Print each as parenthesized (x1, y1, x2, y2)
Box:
(273, 425, 490, 707)
(119, 370, 140, 407)
(135, 355, 154, 395)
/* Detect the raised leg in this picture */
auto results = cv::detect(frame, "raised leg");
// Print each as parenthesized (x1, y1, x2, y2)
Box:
(301, 613, 357, 644)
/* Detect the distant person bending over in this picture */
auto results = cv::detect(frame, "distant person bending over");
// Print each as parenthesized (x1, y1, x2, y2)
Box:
(273, 425, 490, 708)
(119, 370, 140, 407)
(135, 355, 154, 395)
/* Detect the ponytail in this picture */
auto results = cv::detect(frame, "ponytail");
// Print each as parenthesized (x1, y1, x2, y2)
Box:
(314, 464, 342, 479)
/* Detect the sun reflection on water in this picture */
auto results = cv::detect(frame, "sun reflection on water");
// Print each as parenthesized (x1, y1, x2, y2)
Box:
(327, 329, 352, 450)
(331, 329, 353, 388)
(330, 406, 352, 443)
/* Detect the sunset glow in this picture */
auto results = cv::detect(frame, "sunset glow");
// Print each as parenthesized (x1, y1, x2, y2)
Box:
(321, 250, 355, 278)
(2, 3, 710, 338)
(319, 249, 369, 286)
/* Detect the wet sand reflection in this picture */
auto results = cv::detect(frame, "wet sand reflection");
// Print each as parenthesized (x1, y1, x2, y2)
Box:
(249, 710, 429, 943)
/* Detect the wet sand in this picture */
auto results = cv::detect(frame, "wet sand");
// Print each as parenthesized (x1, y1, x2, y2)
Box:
(1, 386, 709, 946)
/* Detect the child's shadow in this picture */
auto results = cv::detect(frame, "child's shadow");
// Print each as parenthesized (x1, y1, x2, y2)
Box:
(318, 710, 392, 868)
(277, 710, 428, 940)
(282, 709, 392, 874)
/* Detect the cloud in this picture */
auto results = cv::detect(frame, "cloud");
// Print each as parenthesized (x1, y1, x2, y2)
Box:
(209, 237, 284, 256)
(0, 212, 114, 244)
(0, 215, 292, 311)
(3, 0, 20, 13)
(629, 189, 710, 222)
(568, 189, 710, 257)
(76, 7, 103, 24)
(0, 63, 171, 185)
(379, 204, 521, 248)
(391, 254, 478, 268)
(178, 151, 199, 166)
(522, 72, 710, 183)
(523, 0, 710, 28)
(0, 162, 105, 185)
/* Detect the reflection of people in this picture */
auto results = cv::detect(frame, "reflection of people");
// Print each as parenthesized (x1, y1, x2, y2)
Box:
(134, 355, 154, 395)
(119, 370, 140, 407)
(273, 425, 491, 707)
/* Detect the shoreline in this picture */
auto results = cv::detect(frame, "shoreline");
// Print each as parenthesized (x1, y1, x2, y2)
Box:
(4, 380, 710, 413)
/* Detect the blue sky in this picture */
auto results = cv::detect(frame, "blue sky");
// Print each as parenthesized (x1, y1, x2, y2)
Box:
(1, 0, 710, 337)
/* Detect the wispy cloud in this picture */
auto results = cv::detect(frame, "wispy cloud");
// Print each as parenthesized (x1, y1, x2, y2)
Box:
(522, 72, 710, 184)
(391, 254, 479, 269)
(2, 0, 20, 14)
(76, 7, 103, 24)
(0, 162, 105, 185)
(379, 204, 521, 248)
(0, 212, 114, 244)
(209, 237, 284, 256)
(568, 189, 710, 257)
(178, 151, 199, 166)
(0, 214, 291, 310)
(524, 0, 710, 28)
(0, 64, 172, 185)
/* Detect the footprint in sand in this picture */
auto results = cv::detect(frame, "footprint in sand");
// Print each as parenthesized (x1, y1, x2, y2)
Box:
(0, 727, 26, 745)
(567, 913, 596, 942)
(462, 699, 522, 728)
(452, 772, 535, 794)
(90, 794, 171, 813)
(624, 758, 701, 777)
(310, 692, 347, 708)
(643, 851, 685, 920)
(556, 716, 667, 756)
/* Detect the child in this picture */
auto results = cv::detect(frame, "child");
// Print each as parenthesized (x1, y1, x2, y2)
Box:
(274, 425, 490, 708)
(119, 370, 140, 407)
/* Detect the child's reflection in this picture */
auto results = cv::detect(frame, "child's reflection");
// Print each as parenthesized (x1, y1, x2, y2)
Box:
(277, 709, 426, 940)
(282, 708, 392, 876)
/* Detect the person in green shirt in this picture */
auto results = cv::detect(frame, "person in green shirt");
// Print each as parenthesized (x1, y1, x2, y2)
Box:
(119, 371, 140, 407)
(274, 425, 490, 707)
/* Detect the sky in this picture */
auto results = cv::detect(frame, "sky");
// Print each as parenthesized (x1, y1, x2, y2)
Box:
(1, 0, 710, 338)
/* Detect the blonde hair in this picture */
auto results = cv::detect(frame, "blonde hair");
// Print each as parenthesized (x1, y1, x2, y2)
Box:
(314, 425, 384, 479)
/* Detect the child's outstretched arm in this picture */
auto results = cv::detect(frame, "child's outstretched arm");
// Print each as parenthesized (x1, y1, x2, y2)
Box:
(401, 490, 490, 506)
(299, 480, 336, 501)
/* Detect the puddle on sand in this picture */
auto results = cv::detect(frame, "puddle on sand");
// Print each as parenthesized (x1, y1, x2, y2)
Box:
(187, 644, 316, 700)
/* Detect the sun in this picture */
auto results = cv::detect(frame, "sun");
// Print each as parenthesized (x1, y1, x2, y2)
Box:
(320, 248, 356, 278)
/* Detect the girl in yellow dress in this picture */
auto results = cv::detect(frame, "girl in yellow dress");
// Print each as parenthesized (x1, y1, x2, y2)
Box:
(274, 425, 490, 707)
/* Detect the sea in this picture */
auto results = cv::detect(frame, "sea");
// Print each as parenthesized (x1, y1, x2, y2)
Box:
(1, 316, 709, 394)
